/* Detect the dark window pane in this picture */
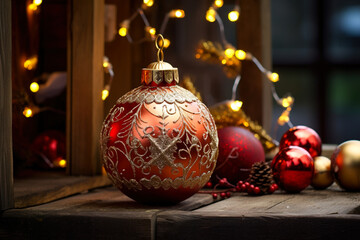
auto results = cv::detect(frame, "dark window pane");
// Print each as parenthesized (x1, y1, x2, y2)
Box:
(327, 0, 360, 63)
(327, 70, 360, 143)
(272, 0, 317, 63)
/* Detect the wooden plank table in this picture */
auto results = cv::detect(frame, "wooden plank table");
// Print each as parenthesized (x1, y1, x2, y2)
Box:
(1, 184, 360, 240)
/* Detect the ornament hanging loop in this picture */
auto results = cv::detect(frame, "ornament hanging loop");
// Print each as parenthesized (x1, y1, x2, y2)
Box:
(155, 34, 165, 62)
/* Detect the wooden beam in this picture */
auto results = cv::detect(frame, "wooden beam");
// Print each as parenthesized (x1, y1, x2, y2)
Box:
(0, 0, 14, 210)
(67, 0, 104, 175)
(237, 0, 272, 132)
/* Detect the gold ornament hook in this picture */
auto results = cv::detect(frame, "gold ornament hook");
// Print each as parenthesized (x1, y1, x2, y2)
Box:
(155, 34, 165, 62)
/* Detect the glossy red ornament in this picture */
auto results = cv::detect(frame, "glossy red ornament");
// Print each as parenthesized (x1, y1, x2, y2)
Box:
(280, 125, 322, 158)
(31, 130, 66, 168)
(100, 38, 218, 204)
(212, 126, 265, 183)
(271, 146, 314, 193)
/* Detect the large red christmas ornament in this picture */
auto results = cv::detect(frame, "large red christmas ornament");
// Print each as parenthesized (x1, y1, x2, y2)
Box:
(212, 126, 265, 183)
(280, 125, 322, 158)
(271, 146, 314, 193)
(100, 35, 218, 204)
(331, 140, 360, 191)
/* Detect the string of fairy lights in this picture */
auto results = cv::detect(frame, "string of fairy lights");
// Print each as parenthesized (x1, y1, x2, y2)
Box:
(117, 0, 185, 46)
(201, 0, 294, 128)
(22, 0, 115, 118)
(23, 0, 294, 129)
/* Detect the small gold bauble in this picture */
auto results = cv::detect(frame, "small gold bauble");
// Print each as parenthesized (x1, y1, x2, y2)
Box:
(311, 156, 334, 189)
(331, 140, 360, 191)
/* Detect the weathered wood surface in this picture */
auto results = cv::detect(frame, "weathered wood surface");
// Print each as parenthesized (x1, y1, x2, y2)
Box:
(195, 184, 360, 215)
(0, 0, 14, 210)
(14, 174, 111, 208)
(1, 187, 216, 240)
(67, 0, 104, 175)
(157, 184, 360, 240)
(2, 184, 360, 239)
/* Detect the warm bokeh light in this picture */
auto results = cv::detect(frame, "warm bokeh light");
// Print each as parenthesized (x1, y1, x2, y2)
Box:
(170, 9, 185, 18)
(159, 38, 171, 48)
(230, 100, 243, 112)
(145, 26, 156, 37)
(206, 7, 216, 22)
(149, 27, 156, 36)
(23, 107, 33, 118)
(214, 0, 223, 8)
(267, 72, 279, 82)
(30, 82, 40, 93)
(102, 89, 109, 101)
(228, 10, 239, 22)
(235, 50, 246, 60)
(281, 96, 294, 108)
(278, 108, 291, 126)
(143, 0, 154, 7)
(34, 0, 42, 5)
(221, 59, 227, 65)
(224, 48, 235, 58)
(24, 56, 38, 70)
(28, 3, 38, 11)
(118, 27, 127, 37)
(58, 159, 67, 168)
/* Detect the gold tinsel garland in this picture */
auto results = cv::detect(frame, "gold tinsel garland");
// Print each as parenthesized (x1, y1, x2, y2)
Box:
(195, 41, 241, 79)
(181, 78, 278, 153)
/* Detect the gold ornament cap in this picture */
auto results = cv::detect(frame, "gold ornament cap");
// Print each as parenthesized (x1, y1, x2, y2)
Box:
(141, 35, 179, 85)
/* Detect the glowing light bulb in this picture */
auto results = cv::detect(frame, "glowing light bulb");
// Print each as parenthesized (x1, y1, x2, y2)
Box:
(230, 100, 243, 112)
(102, 89, 109, 101)
(58, 159, 67, 168)
(221, 59, 227, 65)
(224, 48, 235, 58)
(103, 61, 109, 68)
(30, 82, 39, 93)
(34, 0, 42, 5)
(235, 50, 246, 60)
(149, 27, 156, 36)
(24, 56, 38, 70)
(159, 38, 171, 48)
(170, 9, 185, 18)
(28, 3, 37, 11)
(214, 0, 223, 8)
(23, 107, 33, 118)
(143, 0, 154, 7)
(118, 27, 127, 37)
(278, 108, 291, 126)
(281, 96, 294, 108)
(228, 10, 240, 22)
(206, 7, 216, 22)
(267, 72, 279, 82)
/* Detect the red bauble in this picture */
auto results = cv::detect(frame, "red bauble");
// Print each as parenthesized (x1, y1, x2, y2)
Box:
(280, 125, 322, 158)
(31, 130, 66, 168)
(271, 146, 314, 193)
(212, 126, 265, 183)
(100, 59, 218, 204)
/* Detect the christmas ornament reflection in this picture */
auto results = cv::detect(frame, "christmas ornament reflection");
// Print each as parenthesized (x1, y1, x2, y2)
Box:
(280, 125, 322, 158)
(100, 35, 218, 204)
(272, 146, 314, 193)
(331, 140, 360, 191)
(311, 156, 334, 189)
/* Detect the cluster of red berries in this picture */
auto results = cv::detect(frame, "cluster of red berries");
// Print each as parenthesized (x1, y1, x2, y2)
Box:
(205, 178, 279, 199)
(235, 180, 278, 195)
